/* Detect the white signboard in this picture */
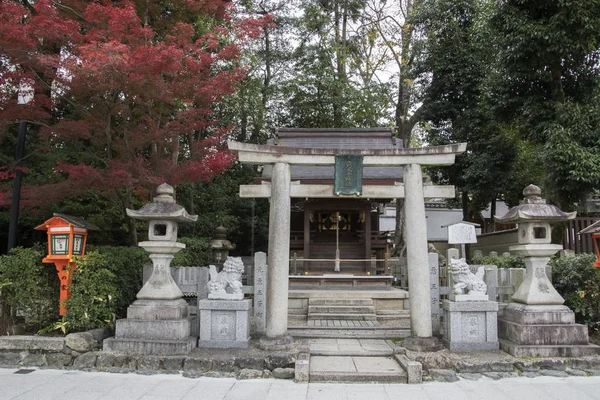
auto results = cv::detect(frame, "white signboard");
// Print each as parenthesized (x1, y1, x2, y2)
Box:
(447, 223, 478, 244)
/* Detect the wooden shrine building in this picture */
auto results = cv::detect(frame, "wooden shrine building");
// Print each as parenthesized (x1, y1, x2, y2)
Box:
(259, 128, 403, 276)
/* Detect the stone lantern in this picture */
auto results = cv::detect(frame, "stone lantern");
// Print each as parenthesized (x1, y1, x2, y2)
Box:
(495, 184, 575, 305)
(209, 226, 235, 268)
(104, 183, 198, 355)
(496, 184, 600, 356)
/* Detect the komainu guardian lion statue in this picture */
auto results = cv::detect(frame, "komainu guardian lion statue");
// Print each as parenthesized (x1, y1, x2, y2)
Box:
(208, 256, 244, 300)
(448, 258, 487, 295)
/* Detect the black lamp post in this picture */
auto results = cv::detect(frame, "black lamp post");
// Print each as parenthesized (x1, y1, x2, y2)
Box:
(7, 86, 32, 253)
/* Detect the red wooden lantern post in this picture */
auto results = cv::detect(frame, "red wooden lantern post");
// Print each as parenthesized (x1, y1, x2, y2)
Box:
(35, 214, 99, 315)
(579, 220, 600, 268)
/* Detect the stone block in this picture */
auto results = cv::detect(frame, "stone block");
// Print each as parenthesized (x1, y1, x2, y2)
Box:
(136, 356, 160, 370)
(197, 299, 251, 349)
(502, 303, 575, 325)
(46, 353, 72, 368)
(0, 336, 64, 352)
(103, 337, 196, 356)
(126, 299, 189, 320)
(96, 352, 117, 368)
(450, 294, 489, 302)
(294, 353, 309, 383)
(499, 319, 590, 346)
(87, 328, 112, 346)
(237, 368, 264, 380)
(265, 353, 295, 370)
(428, 369, 458, 382)
(442, 300, 499, 351)
(73, 352, 97, 369)
(115, 318, 191, 341)
(456, 360, 489, 373)
(235, 356, 265, 370)
(213, 358, 237, 372)
(184, 357, 212, 372)
(22, 353, 46, 367)
(499, 339, 600, 357)
(66, 332, 96, 353)
(0, 352, 23, 365)
(272, 367, 294, 379)
(162, 357, 184, 371)
(489, 361, 514, 372)
(394, 354, 422, 384)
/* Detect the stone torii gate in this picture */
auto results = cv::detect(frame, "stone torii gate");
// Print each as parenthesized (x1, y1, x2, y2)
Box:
(228, 140, 467, 349)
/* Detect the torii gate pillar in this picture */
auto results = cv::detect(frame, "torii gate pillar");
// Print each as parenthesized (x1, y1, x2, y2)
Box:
(403, 164, 443, 351)
(264, 162, 292, 344)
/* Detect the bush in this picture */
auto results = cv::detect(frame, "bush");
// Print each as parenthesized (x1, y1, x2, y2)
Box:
(550, 253, 600, 332)
(65, 246, 148, 332)
(64, 252, 119, 331)
(470, 254, 526, 269)
(0, 246, 59, 332)
(172, 237, 212, 266)
(83, 245, 148, 317)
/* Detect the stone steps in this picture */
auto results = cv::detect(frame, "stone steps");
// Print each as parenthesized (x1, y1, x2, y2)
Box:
(309, 355, 408, 383)
(308, 305, 376, 314)
(308, 313, 377, 321)
(289, 326, 411, 339)
(308, 319, 379, 327)
(309, 298, 374, 306)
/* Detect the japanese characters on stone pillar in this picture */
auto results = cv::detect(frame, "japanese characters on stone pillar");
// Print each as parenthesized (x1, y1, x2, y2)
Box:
(428, 253, 440, 335)
(253, 252, 267, 335)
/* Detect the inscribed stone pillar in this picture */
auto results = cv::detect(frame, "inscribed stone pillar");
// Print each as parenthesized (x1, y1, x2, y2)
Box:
(403, 164, 433, 338)
(266, 162, 291, 338)
(429, 253, 440, 335)
(254, 252, 267, 335)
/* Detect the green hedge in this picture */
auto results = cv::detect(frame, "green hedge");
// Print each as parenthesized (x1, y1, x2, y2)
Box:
(0, 245, 148, 334)
(0, 246, 59, 331)
(470, 254, 526, 269)
(550, 253, 600, 332)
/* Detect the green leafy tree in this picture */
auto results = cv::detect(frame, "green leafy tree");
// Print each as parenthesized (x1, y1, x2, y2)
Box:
(490, 0, 600, 209)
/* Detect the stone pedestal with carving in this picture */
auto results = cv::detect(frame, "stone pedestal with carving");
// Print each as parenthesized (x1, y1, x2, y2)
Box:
(442, 300, 499, 351)
(197, 299, 251, 349)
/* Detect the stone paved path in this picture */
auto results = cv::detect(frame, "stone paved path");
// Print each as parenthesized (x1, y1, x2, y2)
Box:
(2, 368, 600, 400)
(307, 338, 395, 356)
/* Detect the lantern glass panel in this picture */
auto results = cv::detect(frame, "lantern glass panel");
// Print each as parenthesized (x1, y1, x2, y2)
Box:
(51, 234, 69, 255)
(73, 234, 85, 255)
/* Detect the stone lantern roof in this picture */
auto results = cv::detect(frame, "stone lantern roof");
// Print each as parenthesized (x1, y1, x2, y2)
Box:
(126, 183, 198, 223)
(495, 184, 576, 224)
(209, 226, 235, 250)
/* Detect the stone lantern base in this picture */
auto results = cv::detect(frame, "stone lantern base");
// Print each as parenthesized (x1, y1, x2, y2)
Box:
(498, 303, 600, 357)
(103, 299, 196, 355)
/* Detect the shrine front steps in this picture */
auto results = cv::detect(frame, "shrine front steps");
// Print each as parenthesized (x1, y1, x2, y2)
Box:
(288, 322, 411, 339)
(306, 339, 411, 383)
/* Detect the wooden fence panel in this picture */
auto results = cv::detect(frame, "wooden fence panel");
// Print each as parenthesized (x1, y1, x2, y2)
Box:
(563, 217, 600, 254)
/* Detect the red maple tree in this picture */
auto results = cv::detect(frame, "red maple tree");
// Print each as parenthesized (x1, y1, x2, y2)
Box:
(0, 0, 271, 219)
